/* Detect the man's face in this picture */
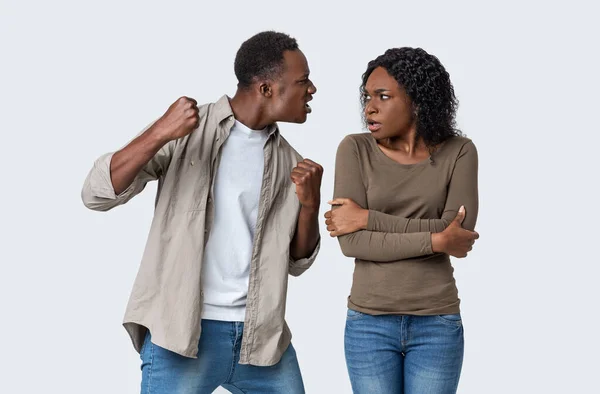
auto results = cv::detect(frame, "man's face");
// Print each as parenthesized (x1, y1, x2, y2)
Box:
(269, 50, 317, 123)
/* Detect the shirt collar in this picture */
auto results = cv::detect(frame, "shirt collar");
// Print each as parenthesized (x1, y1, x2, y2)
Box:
(214, 94, 281, 145)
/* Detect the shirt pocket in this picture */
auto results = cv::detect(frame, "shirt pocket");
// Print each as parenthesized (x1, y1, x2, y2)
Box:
(163, 156, 211, 212)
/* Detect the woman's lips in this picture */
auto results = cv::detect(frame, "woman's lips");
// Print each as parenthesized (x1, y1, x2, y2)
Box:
(368, 122, 381, 132)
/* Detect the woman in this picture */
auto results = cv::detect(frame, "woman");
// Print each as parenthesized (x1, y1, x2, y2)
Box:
(325, 47, 479, 393)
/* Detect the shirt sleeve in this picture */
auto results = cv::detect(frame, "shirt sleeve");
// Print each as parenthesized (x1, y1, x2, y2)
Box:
(439, 140, 479, 231)
(288, 236, 321, 277)
(81, 120, 175, 211)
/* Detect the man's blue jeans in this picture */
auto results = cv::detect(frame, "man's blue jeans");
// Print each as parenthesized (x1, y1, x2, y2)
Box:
(140, 319, 304, 394)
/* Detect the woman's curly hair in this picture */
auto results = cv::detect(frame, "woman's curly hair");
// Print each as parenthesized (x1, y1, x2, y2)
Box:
(360, 47, 462, 147)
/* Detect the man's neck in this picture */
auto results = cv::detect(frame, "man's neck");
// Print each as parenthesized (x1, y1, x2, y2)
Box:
(229, 91, 272, 130)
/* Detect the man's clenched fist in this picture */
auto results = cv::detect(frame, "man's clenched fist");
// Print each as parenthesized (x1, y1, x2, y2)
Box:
(291, 159, 323, 211)
(153, 97, 200, 142)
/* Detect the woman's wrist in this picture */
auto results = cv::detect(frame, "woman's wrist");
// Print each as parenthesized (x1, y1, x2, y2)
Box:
(360, 209, 369, 230)
(431, 232, 447, 254)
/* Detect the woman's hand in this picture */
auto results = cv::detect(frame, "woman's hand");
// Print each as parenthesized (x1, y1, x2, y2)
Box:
(432, 206, 480, 258)
(324, 198, 369, 237)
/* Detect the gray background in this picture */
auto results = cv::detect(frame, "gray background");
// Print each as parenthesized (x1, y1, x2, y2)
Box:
(2, 0, 599, 393)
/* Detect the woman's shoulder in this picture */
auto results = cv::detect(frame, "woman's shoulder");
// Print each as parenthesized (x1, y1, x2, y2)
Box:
(335, 133, 378, 162)
(438, 135, 476, 155)
(433, 135, 478, 167)
(338, 132, 374, 151)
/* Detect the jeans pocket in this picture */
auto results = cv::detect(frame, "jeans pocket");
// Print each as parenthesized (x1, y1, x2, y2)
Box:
(435, 313, 462, 327)
(346, 308, 367, 320)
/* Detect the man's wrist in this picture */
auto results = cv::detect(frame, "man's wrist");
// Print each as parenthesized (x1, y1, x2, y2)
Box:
(147, 122, 174, 146)
(300, 202, 320, 215)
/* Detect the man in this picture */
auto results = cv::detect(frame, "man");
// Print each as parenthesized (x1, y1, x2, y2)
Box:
(82, 31, 321, 393)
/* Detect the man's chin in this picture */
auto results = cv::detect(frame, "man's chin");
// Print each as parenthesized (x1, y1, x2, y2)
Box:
(296, 112, 309, 123)
(281, 115, 308, 124)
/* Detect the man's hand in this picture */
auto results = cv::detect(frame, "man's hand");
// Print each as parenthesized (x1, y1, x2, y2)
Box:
(289, 159, 323, 261)
(291, 159, 323, 211)
(151, 97, 200, 142)
(324, 198, 368, 237)
(432, 206, 479, 258)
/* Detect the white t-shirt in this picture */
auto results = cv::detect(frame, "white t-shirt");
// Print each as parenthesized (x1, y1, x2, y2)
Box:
(201, 120, 269, 321)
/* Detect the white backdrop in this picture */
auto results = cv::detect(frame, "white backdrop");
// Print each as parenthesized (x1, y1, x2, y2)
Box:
(2, 1, 599, 393)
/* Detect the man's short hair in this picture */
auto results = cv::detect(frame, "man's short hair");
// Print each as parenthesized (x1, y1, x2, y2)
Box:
(234, 31, 299, 89)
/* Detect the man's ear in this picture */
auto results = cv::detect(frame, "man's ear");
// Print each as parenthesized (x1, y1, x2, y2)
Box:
(259, 82, 273, 98)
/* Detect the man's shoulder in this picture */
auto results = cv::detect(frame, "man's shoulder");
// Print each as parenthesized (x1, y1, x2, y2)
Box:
(196, 95, 233, 122)
(276, 133, 304, 161)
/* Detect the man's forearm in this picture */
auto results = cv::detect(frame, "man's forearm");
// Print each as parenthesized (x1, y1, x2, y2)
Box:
(290, 206, 320, 260)
(110, 127, 168, 195)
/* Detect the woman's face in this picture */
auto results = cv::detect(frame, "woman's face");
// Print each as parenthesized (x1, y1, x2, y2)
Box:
(363, 66, 415, 141)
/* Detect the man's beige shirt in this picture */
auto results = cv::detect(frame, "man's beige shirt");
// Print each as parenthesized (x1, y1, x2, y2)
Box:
(81, 95, 320, 366)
